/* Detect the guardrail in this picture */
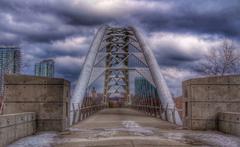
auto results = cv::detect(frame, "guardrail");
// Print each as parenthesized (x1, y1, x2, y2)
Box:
(70, 104, 106, 125)
(70, 103, 182, 125)
(131, 104, 183, 124)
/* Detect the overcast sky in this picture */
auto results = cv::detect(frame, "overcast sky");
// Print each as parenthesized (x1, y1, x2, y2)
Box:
(0, 0, 239, 96)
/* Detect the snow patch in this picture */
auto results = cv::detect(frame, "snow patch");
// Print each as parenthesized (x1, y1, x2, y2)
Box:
(92, 130, 117, 138)
(121, 120, 154, 136)
(161, 132, 240, 147)
(8, 132, 58, 147)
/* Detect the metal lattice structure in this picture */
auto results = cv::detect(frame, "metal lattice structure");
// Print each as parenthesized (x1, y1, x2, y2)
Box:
(71, 26, 182, 125)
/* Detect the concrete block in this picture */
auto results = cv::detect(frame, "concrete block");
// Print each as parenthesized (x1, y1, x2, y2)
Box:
(16, 123, 25, 139)
(228, 85, 240, 101)
(7, 126, 16, 145)
(208, 85, 229, 101)
(16, 113, 28, 124)
(26, 122, 34, 136)
(207, 76, 229, 84)
(220, 121, 230, 134)
(0, 129, 4, 147)
(191, 119, 216, 130)
(192, 77, 209, 84)
(182, 75, 240, 130)
(3, 75, 70, 132)
(5, 85, 46, 102)
(0, 114, 15, 128)
(39, 103, 63, 119)
(45, 85, 63, 102)
(4, 103, 40, 114)
(5, 74, 67, 85)
(191, 85, 208, 101)
(63, 85, 70, 101)
(1, 127, 10, 146)
(218, 112, 240, 136)
(0, 113, 36, 147)
(228, 75, 240, 84)
(37, 119, 63, 131)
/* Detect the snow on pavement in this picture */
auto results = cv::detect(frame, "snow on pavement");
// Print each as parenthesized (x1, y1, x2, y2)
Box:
(8, 132, 58, 147)
(7, 121, 240, 147)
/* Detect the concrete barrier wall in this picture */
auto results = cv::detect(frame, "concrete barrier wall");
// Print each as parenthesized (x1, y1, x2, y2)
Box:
(218, 112, 240, 137)
(3, 75, 70, 132)
(182, 75, 240, 130)
(0, 112, 36, 147)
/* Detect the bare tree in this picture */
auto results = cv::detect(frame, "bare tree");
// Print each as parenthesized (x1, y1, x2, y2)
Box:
(198, 40, 240, 76)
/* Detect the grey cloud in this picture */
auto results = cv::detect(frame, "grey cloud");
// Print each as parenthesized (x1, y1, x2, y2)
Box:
(137, 0, 240, 38)
(0, 0, 239, 96)
(154, 47, 199, 67)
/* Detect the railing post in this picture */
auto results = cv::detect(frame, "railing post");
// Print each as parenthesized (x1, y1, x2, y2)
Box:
(77, 103, 81, 122)
(172, 106, 176, 124)
(83, 107, 86, 120)
(159, 105, 162, 119)
(72, 103, 76, 124)
(79, 106, 82, 121)
(165, 104, 168, 121)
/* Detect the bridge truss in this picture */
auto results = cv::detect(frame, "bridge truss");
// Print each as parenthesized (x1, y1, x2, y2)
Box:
(71, 26, 182, 125)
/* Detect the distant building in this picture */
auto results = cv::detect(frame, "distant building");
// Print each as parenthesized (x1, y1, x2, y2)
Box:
(134, 77, 158, 99)
(35, 59, 55, 77)
(0, 46, 21, 96)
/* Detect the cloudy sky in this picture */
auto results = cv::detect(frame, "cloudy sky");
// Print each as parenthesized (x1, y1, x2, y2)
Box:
(0, 0, 239, 96)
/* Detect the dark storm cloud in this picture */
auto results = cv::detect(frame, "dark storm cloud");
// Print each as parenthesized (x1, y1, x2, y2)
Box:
(0, 0, 239, 96)
(0, 0, 113, 44)
(0, 0, 114, 26)
(155, 47, 199, 67)
(55, 62, 81, 83)
(137, 0, 240, 38)
(1, 0, 239, 44)
(49, 7, 113, 26)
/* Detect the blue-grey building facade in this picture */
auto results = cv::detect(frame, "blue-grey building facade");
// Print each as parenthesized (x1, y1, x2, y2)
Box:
(0, 46, 21, 96)
(35, 59, 55, 77)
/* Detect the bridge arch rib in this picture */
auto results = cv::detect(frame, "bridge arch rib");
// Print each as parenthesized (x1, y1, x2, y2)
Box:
(71, 25, 182, 125)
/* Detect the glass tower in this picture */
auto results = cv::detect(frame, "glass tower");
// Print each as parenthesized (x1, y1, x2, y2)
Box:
(0, 46, 21, 96)
(34, 59, 55, 77)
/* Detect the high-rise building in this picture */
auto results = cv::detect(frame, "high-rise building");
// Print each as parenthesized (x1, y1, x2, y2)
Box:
(134, 77, 158, 99)
(0, 46, 21, 96)
(35, 59, 55, 77)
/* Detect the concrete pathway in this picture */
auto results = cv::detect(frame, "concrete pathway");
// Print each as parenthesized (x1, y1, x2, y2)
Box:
(9, 108, 240, 147)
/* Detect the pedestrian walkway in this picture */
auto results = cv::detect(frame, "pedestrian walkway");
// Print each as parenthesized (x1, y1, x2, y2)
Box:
(9, 108, 240, 147)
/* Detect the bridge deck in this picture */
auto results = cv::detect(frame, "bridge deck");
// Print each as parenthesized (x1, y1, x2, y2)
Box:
(9, 108, 240, 147)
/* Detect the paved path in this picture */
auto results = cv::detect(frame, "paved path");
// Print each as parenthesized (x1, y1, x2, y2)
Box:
(9, 108, 240, 147)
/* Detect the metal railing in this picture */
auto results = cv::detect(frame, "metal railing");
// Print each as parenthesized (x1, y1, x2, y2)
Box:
(69, 102, 182, 126)
(70, 103, 106, 125)
(131, 104, 183, 124)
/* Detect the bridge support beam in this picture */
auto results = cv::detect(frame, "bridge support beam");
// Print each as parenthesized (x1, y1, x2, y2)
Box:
(71, 26, 107, 106)
(133, 27, 182, 125)
(72, 26, 182, 126)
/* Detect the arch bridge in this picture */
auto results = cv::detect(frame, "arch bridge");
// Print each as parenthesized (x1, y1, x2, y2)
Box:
(71, 26, 182, 126)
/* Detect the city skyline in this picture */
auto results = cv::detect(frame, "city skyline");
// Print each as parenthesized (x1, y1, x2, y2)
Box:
(0, 46, 21, 96)
(0, 0, 239, 96)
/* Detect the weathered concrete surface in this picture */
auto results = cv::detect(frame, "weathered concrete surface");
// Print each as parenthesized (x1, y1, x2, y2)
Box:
(3, 74, 70, 132)
(219, 112, 240, 137)
(9, 108, 240, 147)
(0, 112, 36, 147)
(182, 75, 240, 130)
